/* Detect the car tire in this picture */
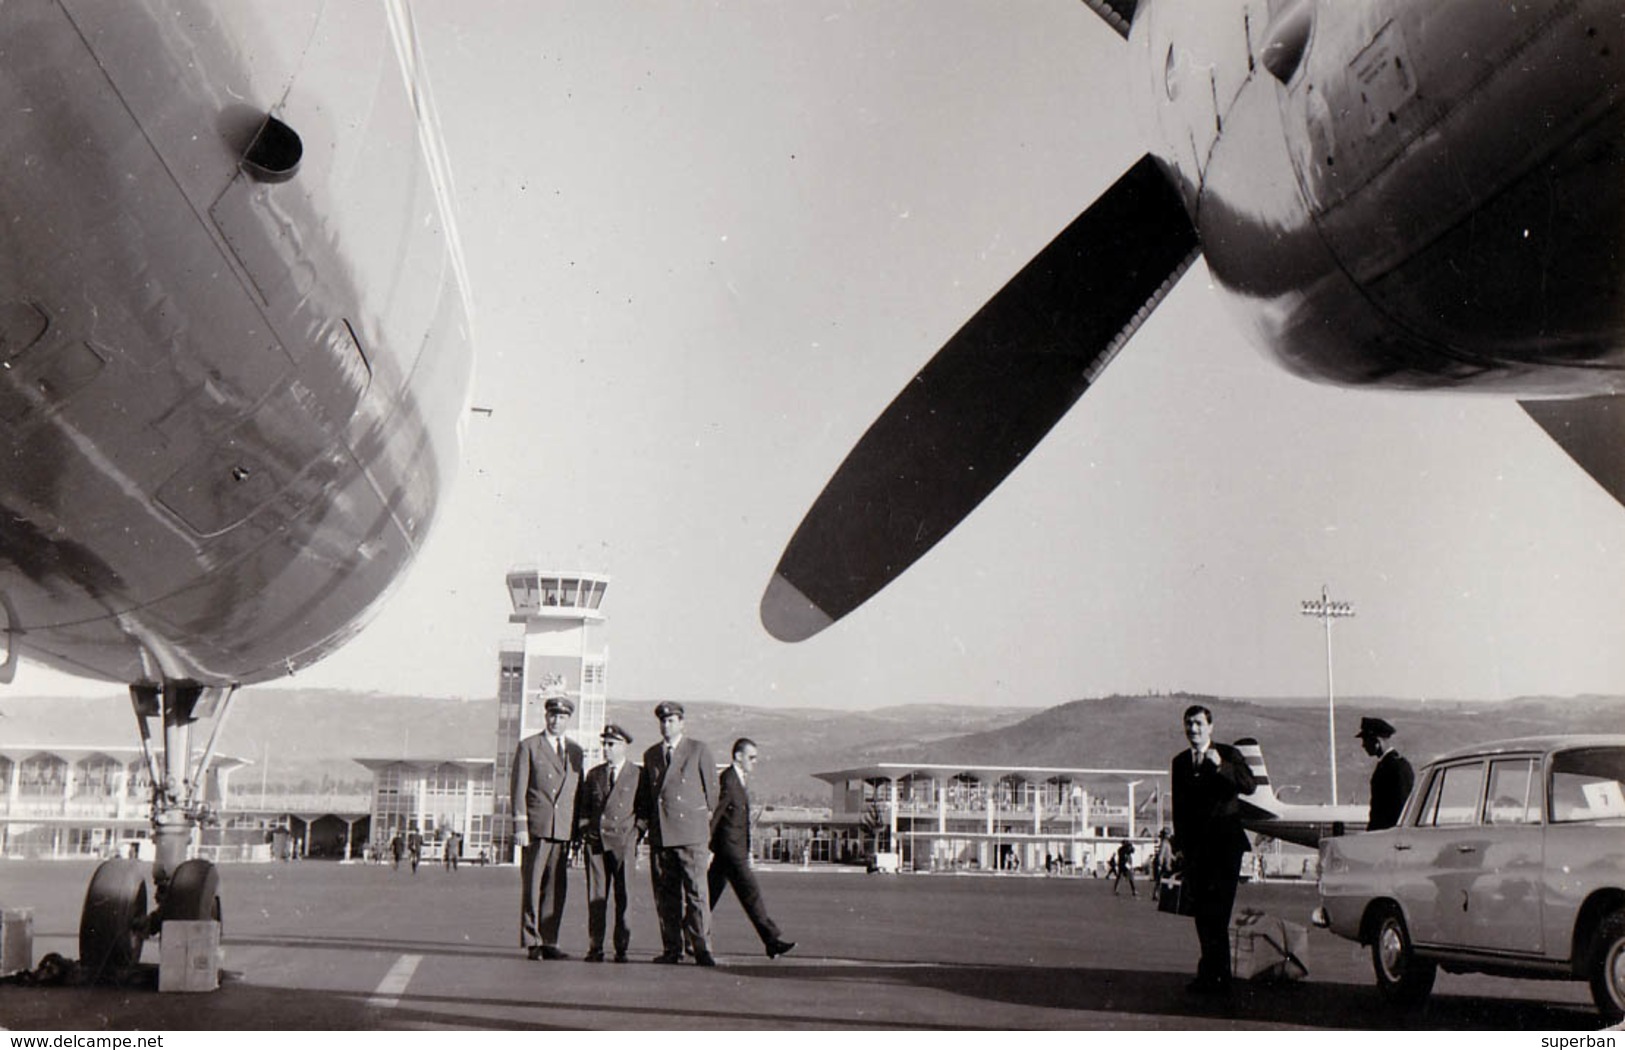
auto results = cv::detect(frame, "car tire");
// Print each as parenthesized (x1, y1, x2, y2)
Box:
(1590, 908, 1625, 1025)
(1370, 905, 1436, 1007)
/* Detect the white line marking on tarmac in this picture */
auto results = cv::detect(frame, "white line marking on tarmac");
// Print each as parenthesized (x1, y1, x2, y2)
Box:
(368, 954, 422, 1009)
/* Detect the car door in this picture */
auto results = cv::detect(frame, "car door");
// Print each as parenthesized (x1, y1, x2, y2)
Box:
(1392, 759, 1486, 946)
(1467, 756, 1545, 954)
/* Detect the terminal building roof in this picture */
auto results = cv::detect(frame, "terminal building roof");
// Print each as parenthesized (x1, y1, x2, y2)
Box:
(813, 762, 1163, 784)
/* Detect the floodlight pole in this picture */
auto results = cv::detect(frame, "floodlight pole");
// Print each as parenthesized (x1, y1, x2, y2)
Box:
(1301, 585, 1355, 804)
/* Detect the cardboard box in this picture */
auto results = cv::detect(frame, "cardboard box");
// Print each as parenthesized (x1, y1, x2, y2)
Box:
(158, 920, 221, 993)
(1229, 910, 1308, 982)
(1, 908, 33, 978)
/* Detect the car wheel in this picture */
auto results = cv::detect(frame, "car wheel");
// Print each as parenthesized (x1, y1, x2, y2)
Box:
(1370, 905, 1436, 1007)
(1591, 908, 1625, 1025)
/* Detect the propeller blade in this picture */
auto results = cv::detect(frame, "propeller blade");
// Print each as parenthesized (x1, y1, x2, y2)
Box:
(763, 154, 1199, 641)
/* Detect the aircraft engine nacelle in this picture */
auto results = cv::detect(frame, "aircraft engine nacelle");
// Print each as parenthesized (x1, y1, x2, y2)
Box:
(1154, 0, 1625, 397)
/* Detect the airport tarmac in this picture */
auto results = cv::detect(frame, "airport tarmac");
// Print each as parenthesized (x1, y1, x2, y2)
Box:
(0, 858, 1606, 1031)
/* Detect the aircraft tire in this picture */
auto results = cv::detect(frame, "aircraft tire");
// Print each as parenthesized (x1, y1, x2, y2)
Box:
(163, 858, 222, 926)
(79, 858, 148, 980)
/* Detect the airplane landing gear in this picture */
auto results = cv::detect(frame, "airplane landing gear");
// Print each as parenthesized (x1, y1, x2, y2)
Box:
(76, 681, 235, 983)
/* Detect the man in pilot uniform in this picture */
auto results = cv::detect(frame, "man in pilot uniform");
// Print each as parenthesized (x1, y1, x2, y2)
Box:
(635, 701, 718, 965)
(512, 694, 584, 960)
(576, 722, 640, 962)
(1357, 715, 1415, 831)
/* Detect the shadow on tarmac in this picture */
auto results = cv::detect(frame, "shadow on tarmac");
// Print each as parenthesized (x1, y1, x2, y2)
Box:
(720, 961, 1609, 1031)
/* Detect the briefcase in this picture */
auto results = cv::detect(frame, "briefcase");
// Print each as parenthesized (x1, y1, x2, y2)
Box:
(1156, 874, 1197, 916)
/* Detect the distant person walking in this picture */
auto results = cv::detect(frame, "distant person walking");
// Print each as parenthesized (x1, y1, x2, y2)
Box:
(1357, 716, 1415, 831)
(407, 826, 422, 874)
(577, 723, 640, 963)
(1113, 840, 1138, 897)
(708, 738, 796, 959)
(443, 831, 461, 872)
(512, 695, 585, 960)
(390, 833, 403, 871)
(635, 701, 718, 966)
(1171, 703, 1257, 995)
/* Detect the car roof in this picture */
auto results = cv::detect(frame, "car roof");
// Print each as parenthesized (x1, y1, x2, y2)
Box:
(1423, 733, 1625, 766)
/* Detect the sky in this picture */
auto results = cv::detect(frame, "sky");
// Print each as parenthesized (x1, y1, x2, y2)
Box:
(18, 0, 1625, 710)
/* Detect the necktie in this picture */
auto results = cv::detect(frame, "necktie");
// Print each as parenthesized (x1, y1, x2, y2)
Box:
(608, 765, 616, 790)
(556, 738, 565, 762)
(664, 745, 673, 767)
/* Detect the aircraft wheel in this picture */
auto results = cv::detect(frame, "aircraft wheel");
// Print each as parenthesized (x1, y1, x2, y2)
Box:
(1590, 907, 1625, 1025)
(79, 858, 149, 979)
(163, 858, 222, 926)
(1369, 904, 1435, 1007)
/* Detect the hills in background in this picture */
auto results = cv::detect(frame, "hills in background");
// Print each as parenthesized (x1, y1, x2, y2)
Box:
(2, 688, 1620, 807)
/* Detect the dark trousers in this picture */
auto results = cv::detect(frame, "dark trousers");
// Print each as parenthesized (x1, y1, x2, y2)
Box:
(1187, 852, 1243, 982)
(584, 844, 632, 955)
(519, 838, 570, 948)
(708, 848, 782, 946)
(650, 843, 711, 955)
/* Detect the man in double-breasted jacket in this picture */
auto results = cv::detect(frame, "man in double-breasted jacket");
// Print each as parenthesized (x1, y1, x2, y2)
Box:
(511, 694, 584, 960)
(576, 722, 640, 962)
(635, 701, 718, 965)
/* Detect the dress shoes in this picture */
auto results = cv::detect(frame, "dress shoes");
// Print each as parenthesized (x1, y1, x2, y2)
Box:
(526, 946, 544, 961)
(694, 951, 718, 967)
(652, 951, 683, 964)
(613, 952, 629, 963)
(583, 950, 605, 963)
(540, 947, 569, 961)
(765, 940, 797, 959)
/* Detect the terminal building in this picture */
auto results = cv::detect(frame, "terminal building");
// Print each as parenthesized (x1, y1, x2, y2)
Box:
(0, 743, 246, 859)
(798, 763, 1167, 873)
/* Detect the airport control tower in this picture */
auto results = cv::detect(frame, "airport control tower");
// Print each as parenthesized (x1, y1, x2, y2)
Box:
(492, 569, 610, 859)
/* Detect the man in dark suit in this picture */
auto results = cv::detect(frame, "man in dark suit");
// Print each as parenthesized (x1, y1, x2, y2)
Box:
(635, 701, 718, 965)
(708, 738, 796, 959)
(576, 722, 640, 962)
(1171, 703, 1257, 994)
(1357, 715, 1415, 831)
(511, 694, 584, 960)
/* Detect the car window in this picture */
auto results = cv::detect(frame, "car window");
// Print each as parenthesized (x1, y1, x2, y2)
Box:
(1550, 746, 1625, 824)
(1485, 758, 1542, 825)
(1415, 761, 1485, 827)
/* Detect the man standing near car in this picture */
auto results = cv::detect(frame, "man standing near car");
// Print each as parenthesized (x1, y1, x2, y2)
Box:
(512, 694, 584, 960)
(635, 701, 718, 965)
(1357, 716, 1415, 831)
(1171, 703, 1257, 995)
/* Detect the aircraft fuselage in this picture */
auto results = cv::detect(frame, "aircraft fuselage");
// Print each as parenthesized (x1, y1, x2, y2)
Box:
(0, 0, 472, 686)
(1138, 0, 1625, 394)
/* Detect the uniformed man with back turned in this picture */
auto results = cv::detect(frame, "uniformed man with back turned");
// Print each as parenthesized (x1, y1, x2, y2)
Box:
(1357, 715, 1415, 831)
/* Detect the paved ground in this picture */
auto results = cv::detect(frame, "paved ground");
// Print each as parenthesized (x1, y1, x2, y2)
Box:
(0, 858, 1607, 1030)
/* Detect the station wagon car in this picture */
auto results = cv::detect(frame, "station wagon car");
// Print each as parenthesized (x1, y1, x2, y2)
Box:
(1314, 735, 1625, 1022)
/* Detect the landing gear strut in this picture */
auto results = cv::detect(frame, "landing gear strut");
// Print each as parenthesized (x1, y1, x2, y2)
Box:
(78, 681, 234, 982)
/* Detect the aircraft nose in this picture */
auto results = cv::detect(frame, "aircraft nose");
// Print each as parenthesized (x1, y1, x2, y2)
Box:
(760, 572, 833, 642)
